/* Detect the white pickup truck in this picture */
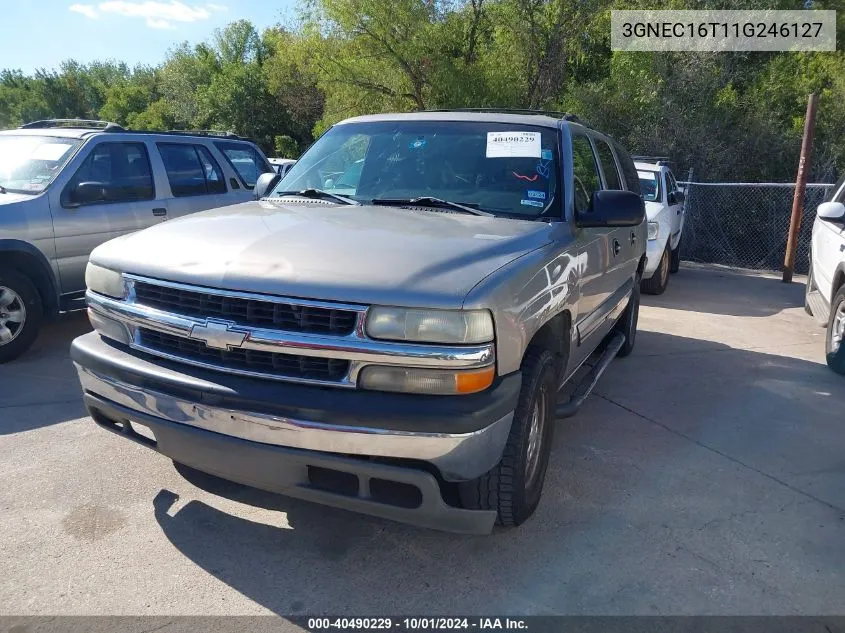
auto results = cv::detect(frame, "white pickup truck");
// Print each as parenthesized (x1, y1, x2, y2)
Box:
(635, 161, 686, 295)
(806, 176, 845, 375)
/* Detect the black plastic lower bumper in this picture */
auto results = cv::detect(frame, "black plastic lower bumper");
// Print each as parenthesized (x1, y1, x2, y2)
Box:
(86, 392, 497, 534)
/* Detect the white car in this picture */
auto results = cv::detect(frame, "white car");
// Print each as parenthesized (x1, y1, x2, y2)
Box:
(806, 177, 845, 374)
(636, 161, 686, 294)
(269, 157, 296, 178)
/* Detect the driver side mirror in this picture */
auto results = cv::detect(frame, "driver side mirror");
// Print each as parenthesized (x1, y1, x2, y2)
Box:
(254, 172, 280, 199)
(66, 181, 108, 207)
(668, 190, 684, 205)
(578, 190, 645, 228)
(818, 201, 845, 223)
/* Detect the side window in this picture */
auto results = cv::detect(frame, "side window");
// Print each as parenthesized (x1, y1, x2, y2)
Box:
(197, 146, 226, 194)
(214, 142, 273, 188)
(666, 171, 676, 193)
(571, 135, 602, 216)
(158, 143, 227, 197)
(63, 142, 154, 206)
(595, 140, 622, 190)
(613, 143, 642, 196)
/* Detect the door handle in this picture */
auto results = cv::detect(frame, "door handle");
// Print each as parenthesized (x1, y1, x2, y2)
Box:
(612, 239, 621, 256)
(630, 231, 637, 246)
(152, 208, 167, 217)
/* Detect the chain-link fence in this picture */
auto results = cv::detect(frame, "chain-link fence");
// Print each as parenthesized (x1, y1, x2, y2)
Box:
(678, 181, 836, 275)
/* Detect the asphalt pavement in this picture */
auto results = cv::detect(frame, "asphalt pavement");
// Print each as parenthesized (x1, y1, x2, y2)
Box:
(1, 265, 842, 618)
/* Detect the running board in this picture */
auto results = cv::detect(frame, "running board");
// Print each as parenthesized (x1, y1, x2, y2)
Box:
(555, 332, 625, 420)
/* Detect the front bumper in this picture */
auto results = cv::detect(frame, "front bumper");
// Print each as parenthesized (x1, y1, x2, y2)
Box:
(72, 332, 522, 534)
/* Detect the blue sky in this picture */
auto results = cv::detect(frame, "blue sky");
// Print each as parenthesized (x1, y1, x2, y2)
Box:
(2, 1, 298, 73)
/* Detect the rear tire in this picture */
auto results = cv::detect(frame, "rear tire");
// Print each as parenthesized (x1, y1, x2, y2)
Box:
(825, 285, 845, 375)
(458, 348, 558, 527)
(615, 282, 640, 358)
(0, 268, 43, 363)
(669, 239, 681, 274)
(641, 247, 670, 295)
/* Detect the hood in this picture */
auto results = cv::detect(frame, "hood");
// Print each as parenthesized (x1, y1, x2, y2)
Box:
(0, 192, 35, 205)
(91, 200, 555, 308)
(644, 200, 663, 221)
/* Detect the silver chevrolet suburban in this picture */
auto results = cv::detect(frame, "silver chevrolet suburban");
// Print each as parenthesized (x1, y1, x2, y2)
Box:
(71, 110, 647, 533)
(0, 119, 273, 362)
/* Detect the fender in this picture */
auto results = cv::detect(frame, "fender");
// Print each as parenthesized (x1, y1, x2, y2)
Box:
(0, 239, 60, 317)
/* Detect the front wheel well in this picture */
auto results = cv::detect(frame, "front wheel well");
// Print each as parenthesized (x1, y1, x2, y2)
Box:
(524, 311, 571, 382)
(0, 250, 57, 317)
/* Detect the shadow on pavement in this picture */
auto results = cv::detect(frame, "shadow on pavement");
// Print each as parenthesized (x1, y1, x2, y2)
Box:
(150, 329, 845, 615)
(643, 266, 805, 318)
(0, 311, 90, 434)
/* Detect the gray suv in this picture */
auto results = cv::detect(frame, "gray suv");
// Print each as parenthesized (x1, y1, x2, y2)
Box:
(71, 110, 646, 533)
(0, 119, 274, 362)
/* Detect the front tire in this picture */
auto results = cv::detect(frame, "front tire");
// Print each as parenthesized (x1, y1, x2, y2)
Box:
(458, 348, 558, 527)
(0, 268, 43, 363)
(825, 285, 845, 375)
(669, 238, 681, 274)
(615, 282, 640, 357)
(641, 247, 670, 295)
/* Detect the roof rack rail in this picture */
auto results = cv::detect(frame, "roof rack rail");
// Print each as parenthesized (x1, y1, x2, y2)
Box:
(425, 108, 582, 122)
(164, 129, 242, 139)
(19, 118, 126, 131)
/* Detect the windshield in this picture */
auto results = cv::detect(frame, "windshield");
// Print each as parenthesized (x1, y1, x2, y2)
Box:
(0, 135, 82, 194)
(274, 120, 560, 217)
(638, 170, 660, 202)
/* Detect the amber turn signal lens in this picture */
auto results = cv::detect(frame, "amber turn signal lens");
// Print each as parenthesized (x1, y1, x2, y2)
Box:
(455, 366, 495, 394)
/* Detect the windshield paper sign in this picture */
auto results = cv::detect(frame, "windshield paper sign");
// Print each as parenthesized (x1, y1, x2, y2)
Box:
(486, 131, 541, 158)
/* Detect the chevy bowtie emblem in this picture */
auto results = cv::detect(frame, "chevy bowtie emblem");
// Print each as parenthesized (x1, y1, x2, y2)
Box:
(188, 319, 248, 350)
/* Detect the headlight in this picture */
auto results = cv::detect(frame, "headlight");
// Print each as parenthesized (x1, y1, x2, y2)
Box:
(647, 221, 659, 241)
(85, 263, 126, 299)
(358, 365, 495, 395)
(365, 307, 494, 344)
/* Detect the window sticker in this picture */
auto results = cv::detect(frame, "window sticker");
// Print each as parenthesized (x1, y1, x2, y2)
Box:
(31, 143, 73, 161)
(486, 131, 541, 158)
(409, 138, 426, 150)
(536, 160, 551, 179)
(541, 148, 553, 161)
(520, 199, 544, 208)
(527, 190, 546, 200)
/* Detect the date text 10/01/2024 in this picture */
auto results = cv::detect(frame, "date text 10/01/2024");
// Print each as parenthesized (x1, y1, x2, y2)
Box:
(306, 618, 529, 631)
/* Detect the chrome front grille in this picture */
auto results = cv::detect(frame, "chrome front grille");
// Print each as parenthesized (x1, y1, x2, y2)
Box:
(133, 280, 358, 336)
(139, 328, 350, 382)
(86, 275, 495, 389)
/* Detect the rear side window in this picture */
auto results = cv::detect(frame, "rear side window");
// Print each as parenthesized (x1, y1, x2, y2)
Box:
(613, 143, 642, 196)
(63, 141, 154, 206)
(595, 140, 622, 190)
(158, 143, 226, 196)
(571, 135, 602, 215)
(214, 141, 272, 188)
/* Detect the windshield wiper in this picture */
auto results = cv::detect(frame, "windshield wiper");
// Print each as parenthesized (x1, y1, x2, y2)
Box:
(372, 196, 492, 217)
(276, 188, 359, 206)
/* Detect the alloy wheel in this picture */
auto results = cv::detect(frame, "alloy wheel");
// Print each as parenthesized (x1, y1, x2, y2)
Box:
(0, 286, 26, 345)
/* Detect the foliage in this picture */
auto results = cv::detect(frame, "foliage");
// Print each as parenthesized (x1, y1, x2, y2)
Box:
(1, 0, 843, 180)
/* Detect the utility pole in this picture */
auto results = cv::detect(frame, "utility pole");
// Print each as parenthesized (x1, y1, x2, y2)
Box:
(783, 92, 819, 283)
